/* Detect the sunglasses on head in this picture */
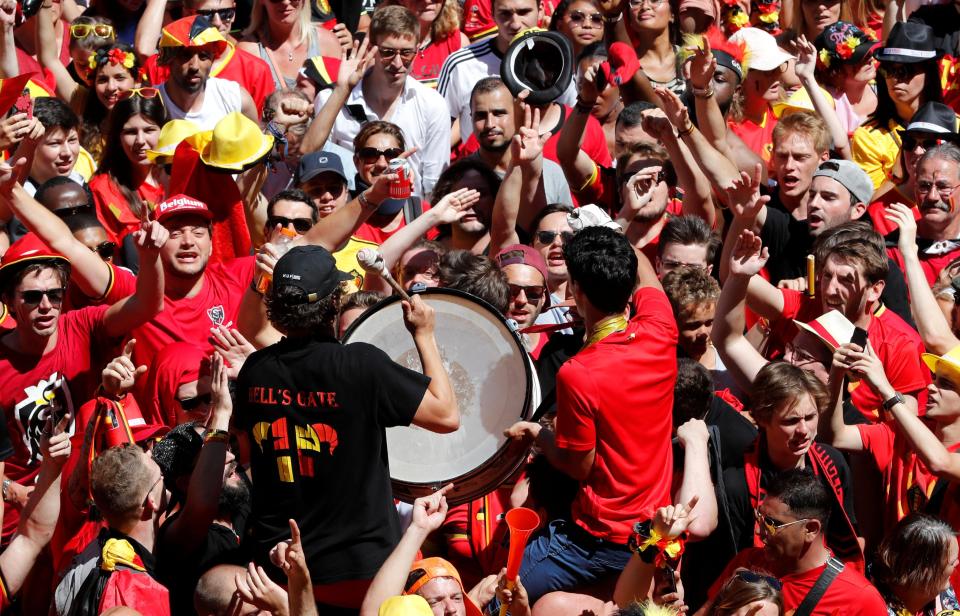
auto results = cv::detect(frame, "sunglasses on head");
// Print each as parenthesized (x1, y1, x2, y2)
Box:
(20, 288, 66, 305)
(357, 146, 403, 164)
(267, 216, 313, 234)
(734, 570, 782, 590)
(179, 392, 212, 411)
(92, 241, 116, 260)
(117, 87, 162, 102)
(879, 62, 924, 81)
(509, 283, 546, 302)
(379, 47, 417, 61)
(70, 23, 115, 39)
(535, 230, 574, 245)
(194, 7, 236, 21)
(568, 9, 603, 24)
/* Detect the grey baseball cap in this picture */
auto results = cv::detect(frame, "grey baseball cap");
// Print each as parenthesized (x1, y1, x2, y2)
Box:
(812, 160, 873, 205)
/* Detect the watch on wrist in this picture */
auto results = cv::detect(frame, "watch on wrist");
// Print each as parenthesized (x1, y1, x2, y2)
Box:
(882, 391, 904, 411)
(2, 479, 11, 502)
(358, 190, 380, 210)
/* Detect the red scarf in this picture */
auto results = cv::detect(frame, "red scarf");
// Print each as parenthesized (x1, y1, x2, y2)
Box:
(168, 141, 252, 263)
(743, 438, 864, 570)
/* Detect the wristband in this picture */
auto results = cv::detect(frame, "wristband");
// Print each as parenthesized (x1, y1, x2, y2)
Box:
(575, 98, 596, 114)
(358, 190, 380, 210)
(2, 479, 10, 502)
(249, 279, 264, 296)
(628, 520, 687, 568)
(677, 122, 695, 137)
(204, 429, 230, 444)
(691, 86, 715, 99)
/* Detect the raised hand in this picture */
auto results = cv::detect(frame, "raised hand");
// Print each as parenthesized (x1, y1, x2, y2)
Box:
(338, 35, 377, 90)
(885, 202, 918, 253)
(496, 570, 531, 616)
(401, 292, 434, 337)
(368, 147, 418, 204)
(411, 483, 453, 534)
(722, 164, 769, 221)
(270, 519, 311, 585)
(578, 63, 604, 104)
(619, 166, 662, 220)
(331, 22, 353, 51)
(431, 188, 480, 225)
(729, 229, 769, 277)
(0, 157, 28, 197)
(101, 339, 147, 397)
(654, 86, 691, 131)
(209, 326, 256, 379)
(652, 496, 699, 539)
(794, 35, 817, 82)
(512, 103, 548, 167)
(835, 342, 893, 397)
(676, 419, 709, 448)
(641, 109, 676, 143)
(40, 412, 72, 468)
(686, 36, 716, 90)
(134, 220, 170, 258)
(235, 563, 289, 616)
(209, 352, 232, 419)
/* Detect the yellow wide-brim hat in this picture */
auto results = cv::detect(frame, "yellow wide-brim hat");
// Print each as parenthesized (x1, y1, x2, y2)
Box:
(922, 345, 960, 384)
(146, 119, 203, 163)
(199, 112, 274, 171)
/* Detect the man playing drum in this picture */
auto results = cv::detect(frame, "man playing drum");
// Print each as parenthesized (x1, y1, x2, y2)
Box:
(506, 226, 680, 601)
(233, 245, 460, 610)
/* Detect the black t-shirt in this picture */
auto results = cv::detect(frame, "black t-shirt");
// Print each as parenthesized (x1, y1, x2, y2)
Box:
(760, 205, 916, 328)
(723, 441, 856, 553)
(234, 334, 429, 584)
(155, 518, 247, 616)
(705, 396, 758, 469)
(910, 4, 960, 56)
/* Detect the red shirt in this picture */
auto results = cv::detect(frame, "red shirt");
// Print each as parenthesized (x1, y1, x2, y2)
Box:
(89, 174, 165, 245)
(554, 287, 677, 542)
(108, 257, 256, 369)
(352, 203, 436, 245)
(858, 421, 938, 531)
(0, 305, 110, 540)
(728, 109, 777, 167)
(887, 243, 960, 286)
(776, 289, 929, 421)
(710, 547, 887, 615)
(461, 0, 559, 40)
(143, 45, 274, 116)
(411, 34, 465, 88)
(867, 187, 917, 236)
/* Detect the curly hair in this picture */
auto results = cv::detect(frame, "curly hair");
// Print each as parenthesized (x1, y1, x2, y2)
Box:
(266, 284, 342, 336)
(662, 266, 720, 317)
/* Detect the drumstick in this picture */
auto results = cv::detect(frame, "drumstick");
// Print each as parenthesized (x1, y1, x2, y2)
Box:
(357, 248, 412, 302)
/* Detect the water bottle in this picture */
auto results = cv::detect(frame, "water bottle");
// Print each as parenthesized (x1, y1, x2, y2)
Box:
(256, 227, 298, 293)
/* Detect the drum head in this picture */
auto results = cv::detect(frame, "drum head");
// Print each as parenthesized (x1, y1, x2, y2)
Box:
(342, 288, 534, 505)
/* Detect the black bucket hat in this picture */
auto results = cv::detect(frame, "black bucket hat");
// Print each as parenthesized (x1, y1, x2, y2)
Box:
(501, 28, 574, 106)
(874, 22, 938, 64)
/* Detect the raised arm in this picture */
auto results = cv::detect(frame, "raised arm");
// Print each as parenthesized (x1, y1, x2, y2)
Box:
(674, 420, 718, 540)
(100, 220, 167, 338)
(686, 36, 735, 161)
(718, 164, 770, 282)
(406, 296, 459, 432)
(301, 38, 376, 155)
(37, 2, 79, 105)
(711, 229, 772, 390)
(822, 346, 867, 451)
(557, 64, 605, 196)
(134, 0, 166, 58)
(795, 36, 850, 159)
(0, 0, 19, 78)
(360, 486, 452, 616)
(887, 202, 960, 354)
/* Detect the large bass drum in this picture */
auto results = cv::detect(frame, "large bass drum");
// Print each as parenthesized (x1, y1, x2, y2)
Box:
(342, 288, 539, 506)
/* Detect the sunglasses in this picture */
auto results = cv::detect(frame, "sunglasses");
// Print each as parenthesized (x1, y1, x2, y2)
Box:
(754, 508, 809, 536)
(19, 288, 66, 305)
(70, 23, 115, 39)
(902, 134, 946, 152)
(267, 216, 313, 234)
(357, 146, 403, 164)
(379, 47, 417, 61)
(193, 7, 236, 21)
(303, 181, 345, 199)
(879, 63, 924, 81)
(179, 392, 212, 411)
(117, 87, 162, 102)
(92, 241, 116, 260)
(535, 230, 574, 245)
(568, 9, 603, 25)
(509, 283, 546, 302)
(734, 570, 782, 591)
(53, 204, 94, 218)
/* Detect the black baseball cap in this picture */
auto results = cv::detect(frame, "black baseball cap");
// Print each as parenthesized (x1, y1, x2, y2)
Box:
(272, 245, 352, 303)
(296, 151, 348, 186)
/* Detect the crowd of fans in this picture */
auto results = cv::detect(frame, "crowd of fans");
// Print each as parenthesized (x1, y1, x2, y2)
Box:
(2, 0, 960, 613)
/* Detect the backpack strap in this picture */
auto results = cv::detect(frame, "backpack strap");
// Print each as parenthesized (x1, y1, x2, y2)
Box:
(403, 196, 423, 224)
(792, 557, 844, 616)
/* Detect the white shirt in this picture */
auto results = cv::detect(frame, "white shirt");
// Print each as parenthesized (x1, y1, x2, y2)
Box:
(159, 77, 243, 131)
(314, 76, 451, 198)
(437, 37, 577, 143)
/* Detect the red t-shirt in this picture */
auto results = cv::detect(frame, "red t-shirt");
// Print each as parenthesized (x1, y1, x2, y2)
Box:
(461, 0, 559, 39)
(710, 547, 887, 615)
(457, 105, 611, 172)
(411, 34, 464, 88)
(728, 109, 777, 167)
(776, 289, 929, 421)
(0, 305, 110, 540)
(554, 287, 678, 542)
(89, 174, 165, 245)
(857, 421, 938, 531)
(887, 244, 960, 287)
(107, 257, 256, 369)
(867, 187, 918, 236)
(15, 21, 71, 91)
(352, 203, 437, 245)
(143, 45, 274, 115)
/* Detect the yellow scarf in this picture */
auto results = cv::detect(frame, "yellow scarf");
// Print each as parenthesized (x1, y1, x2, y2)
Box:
(585, 314, 629, 346)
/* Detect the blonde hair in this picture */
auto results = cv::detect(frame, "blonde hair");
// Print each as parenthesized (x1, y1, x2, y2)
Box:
(381, 0, 463, 40)
(244, 0, 317, 49)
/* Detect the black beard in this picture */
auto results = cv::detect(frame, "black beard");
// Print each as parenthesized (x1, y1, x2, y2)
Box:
(218, 474, 251, 517)
(480, 140, 510, 153)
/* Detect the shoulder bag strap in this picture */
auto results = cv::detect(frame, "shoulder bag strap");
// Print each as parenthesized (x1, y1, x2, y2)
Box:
(793, 557, 845, 616)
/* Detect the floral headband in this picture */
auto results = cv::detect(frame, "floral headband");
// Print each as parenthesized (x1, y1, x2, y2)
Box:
(817, 36, 862, 69)
(88, 47, 137, 71)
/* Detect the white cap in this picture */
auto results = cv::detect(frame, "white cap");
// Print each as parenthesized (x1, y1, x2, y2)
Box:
(730, 27, 794, 72)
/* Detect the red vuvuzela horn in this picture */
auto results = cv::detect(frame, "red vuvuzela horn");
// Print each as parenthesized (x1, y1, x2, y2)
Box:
(499, 507, 541, 616)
